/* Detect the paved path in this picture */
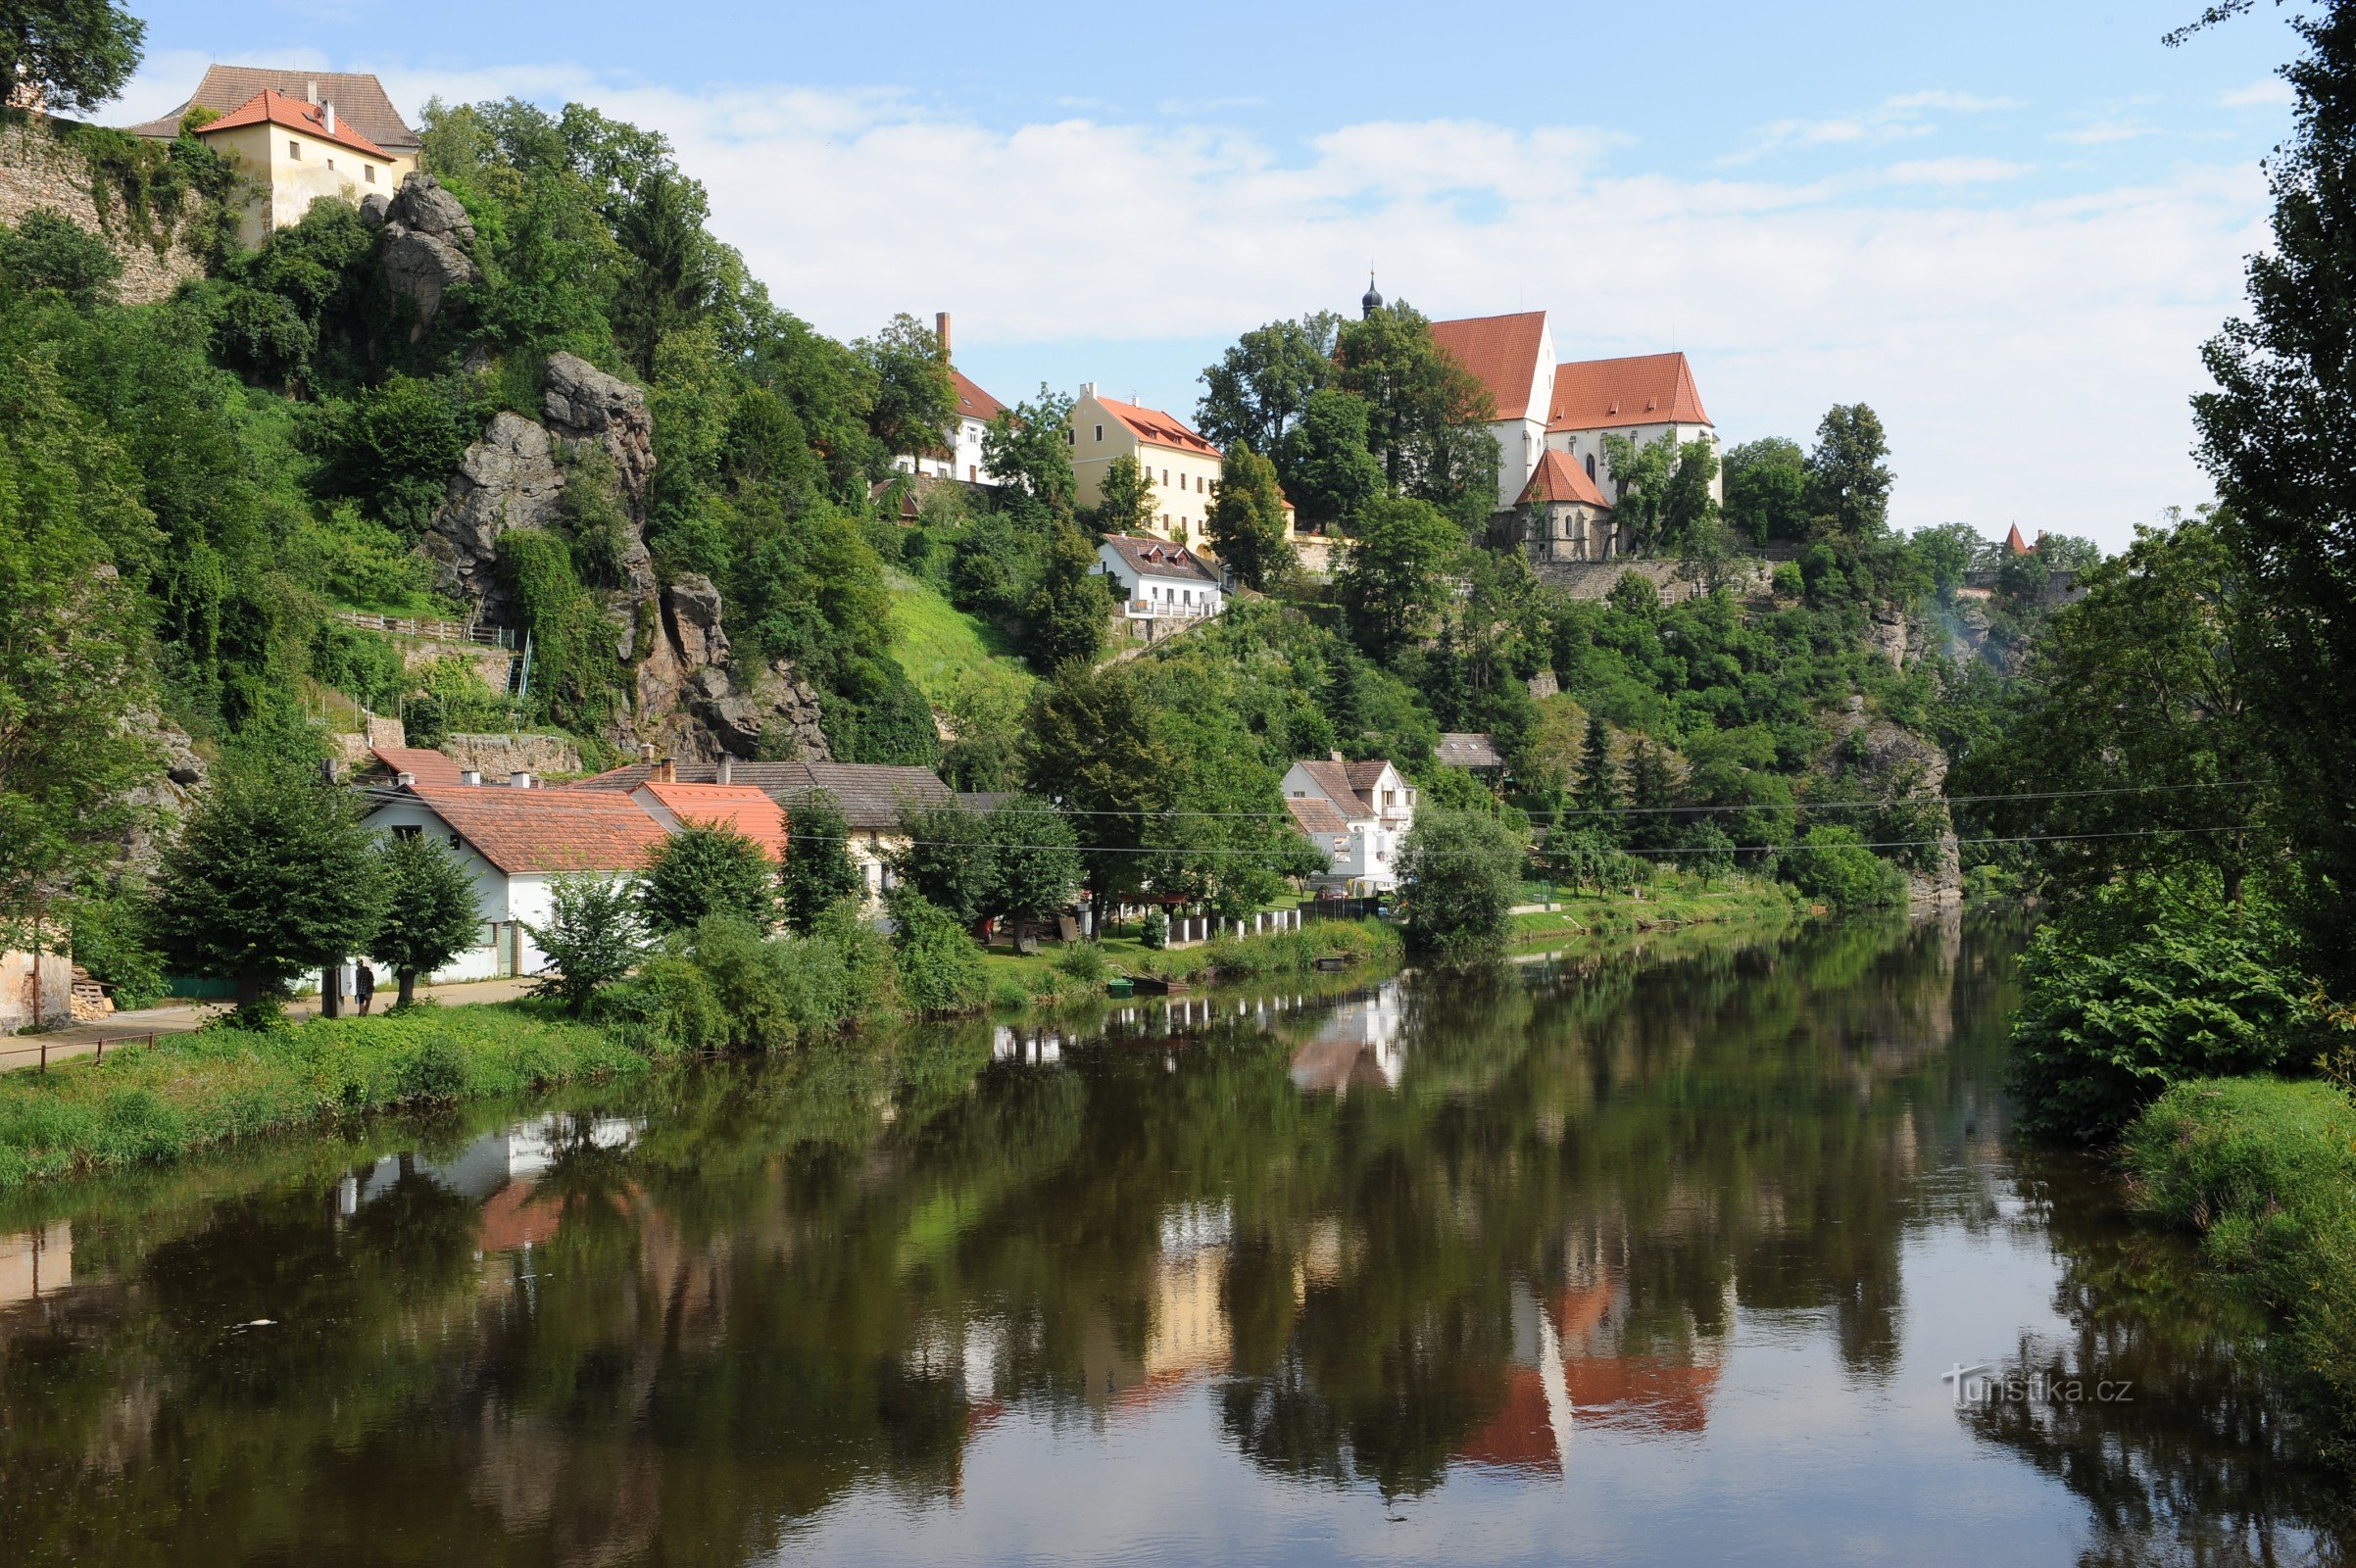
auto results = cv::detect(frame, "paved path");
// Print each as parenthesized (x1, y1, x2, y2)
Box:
(0, 974, 543, 1073)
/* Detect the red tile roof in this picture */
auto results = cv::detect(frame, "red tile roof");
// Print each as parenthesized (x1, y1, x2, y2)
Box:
(1292, 760, 1376, 821)
(370, 745, 464, 785)
(394, 785, 670, 875)
(2004, 523, 2032, 556)
(1516, 449, 1614, 510)
(125, 66, 419, 152)
(1100, 534, 1219, 584)
(1428, 312, 1549, 420)
(192, 88, 394, 160)
(952, 368, 1006, 425)
(1284, 796, 1351, 837)
(633, 782, 789, 860)
(1094, 395, 1220, 457)
(1546, 353, 1712, 432)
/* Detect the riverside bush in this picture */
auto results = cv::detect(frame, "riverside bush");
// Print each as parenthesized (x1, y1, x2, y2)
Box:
(2125, 1077, 2356, 1455)
(0, 1007, 646, 1188)
(2009, 877, 2321, 1143)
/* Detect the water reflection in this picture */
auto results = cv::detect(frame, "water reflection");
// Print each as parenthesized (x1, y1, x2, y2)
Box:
(0, 916, 2342, 1566)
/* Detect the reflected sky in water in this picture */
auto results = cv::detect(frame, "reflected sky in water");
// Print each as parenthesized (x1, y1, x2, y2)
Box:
(0, 917, 2341, 1566)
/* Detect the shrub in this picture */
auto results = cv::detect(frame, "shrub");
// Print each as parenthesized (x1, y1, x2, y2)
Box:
(641, 821, 776, 935)
(1052, 940, 1110, 984)
(1782, 824, 1903, 912)
(1770, 562, 1805, 600)
(1400, 809, 1526, 963)
(2009, 879, 2324, 1142)
(526, 874, 645, 1014)
(1141, 909, 1169, 950)
(891, 892, 988, 1015)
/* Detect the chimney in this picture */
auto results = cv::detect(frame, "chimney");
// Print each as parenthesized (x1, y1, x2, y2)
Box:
(306, 79, 319, 105)
(653, 758, 676, 784)
(935, 311, 952, 362)
(323, 101, 336, 135)
(1329, 750, 1345, 763)
(1081, 381, 1097, 399)
(460, 768, 481, 786)
(395, 770, 417, 788)
(509, 770, 531, 789)
(715, 755, 734, 786)
(639, 742, 657, 764)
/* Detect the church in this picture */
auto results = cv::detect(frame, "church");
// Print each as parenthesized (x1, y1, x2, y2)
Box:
(1361, 277, 1721, 563)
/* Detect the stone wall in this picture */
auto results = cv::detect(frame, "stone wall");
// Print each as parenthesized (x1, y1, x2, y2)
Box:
(1532, 556, 1774, 605)
(441, 732, 584, 779)
(0, 950, 74, 1037)
(0, 117, 210, 305)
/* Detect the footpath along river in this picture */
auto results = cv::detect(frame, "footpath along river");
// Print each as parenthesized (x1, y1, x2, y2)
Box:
(0, 914, 2345, 1565)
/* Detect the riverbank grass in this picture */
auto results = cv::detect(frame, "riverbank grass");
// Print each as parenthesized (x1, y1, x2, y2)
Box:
(1511, 871, 1794, 947)
(979, 918, 1400, 1004)
(0, 1005, 649, 1189)
(2125, 1076, 2356, 1454)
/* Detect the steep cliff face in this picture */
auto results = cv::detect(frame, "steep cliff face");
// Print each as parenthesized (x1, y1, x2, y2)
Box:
(422, 351, 830, 762)
(362, 173, 482, 341)
(1831, 698, 1962, 907)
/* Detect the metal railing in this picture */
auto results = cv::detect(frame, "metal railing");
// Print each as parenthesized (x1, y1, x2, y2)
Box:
(0, 1031, 162, 1073)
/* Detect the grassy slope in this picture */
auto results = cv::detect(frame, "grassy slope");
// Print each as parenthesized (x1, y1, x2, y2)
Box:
(885, 570, 1034, 710)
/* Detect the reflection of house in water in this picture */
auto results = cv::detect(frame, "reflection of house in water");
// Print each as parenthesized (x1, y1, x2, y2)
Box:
(1288, 981, 1407, 1097)
(0, 1223, 71, 1307)
(1457, 1267, 1727, 1477)
(337, 1113, 642, 1254)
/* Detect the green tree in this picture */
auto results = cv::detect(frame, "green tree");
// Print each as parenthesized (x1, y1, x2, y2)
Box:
(1196, 312, 1339, 456)
(2184, 0, 2356, 987)
(1600, 432, 1720, 554)
(1722, 436, 1810, 546)
(982, 384, 1078, 516)
(0, 207, 123, 306)
(981, 795, 1082, 950)
(1399, 809, 1525, 962)
(886, 888, 987, 1015)
(1573, 715, 1619, 836)
(1338, 496, 1459, 664)
(1, 0, 145, 115)
(1622, 738, 1675, 855)
(1024, 662, 1173, 922)
(1023, 521, 1110, 668)
(1276, 386, 1384, 531)
(778, 790, 863, 934)
(525, 873, 644, 1013)
(1090, 453, 1155, 537)
(149, 758, 384, 1017)
(1783, 824, 1901, 911)
(888, 799, 997, 925)
(640, 821, 777, 935)
(369, 833, 481, 1007)
(855, 313, 957, 470)
(1333, 300, 1497, 529)
(1204, 442, 1296, 591)
(1806, 405, 1893, 541)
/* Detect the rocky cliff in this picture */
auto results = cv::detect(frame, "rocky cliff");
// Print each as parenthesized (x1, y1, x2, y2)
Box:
(421, 349, 830, 762)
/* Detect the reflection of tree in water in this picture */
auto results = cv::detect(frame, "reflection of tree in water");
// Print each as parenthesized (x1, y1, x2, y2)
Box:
(1959, 1152, 2351, 1566)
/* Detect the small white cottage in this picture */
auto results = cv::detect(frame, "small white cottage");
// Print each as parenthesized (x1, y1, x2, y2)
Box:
(1094, 535, 1224, 620)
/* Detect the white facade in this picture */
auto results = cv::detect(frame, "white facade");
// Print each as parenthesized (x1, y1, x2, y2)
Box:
(892, 410, 1000, 486)
(1488, 318, 1557, 514)
(1282, 760, 1417, 894)
(1545, 422, 1724, 508)
(1094, 540, 1224, 619)
(362, 797, 634, 983)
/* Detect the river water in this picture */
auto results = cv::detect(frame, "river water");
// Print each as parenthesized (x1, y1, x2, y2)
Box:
(0, 916, 2344, 1565)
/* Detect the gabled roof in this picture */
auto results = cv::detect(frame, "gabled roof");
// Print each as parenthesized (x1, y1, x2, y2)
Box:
(1100, 534, 1219, 585)
(390, 786, 670, 875)
(126, 66, 419, 152)
(1437, 733, 1504, 769)
(1285, 796, 1351, 837)
(187, 88, 395, 161)
(1546, 353, 1712, 431)
(2004, 523, 2032, 556)
(1344, 760, 1393, 794)
(1093, 395, 1220, 458)
(633, 782, 789, 860)
(572, 760, 954, 830)
(1427, 312, 1548, 420)
(369, 744, 463, 785)
(1291, 760, 1376, 821)
(1516, 450, 1613, 510)
(952, 368, 1006, 425)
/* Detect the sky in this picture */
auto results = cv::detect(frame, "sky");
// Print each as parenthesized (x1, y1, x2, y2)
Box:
(103, 1, 2309, 550)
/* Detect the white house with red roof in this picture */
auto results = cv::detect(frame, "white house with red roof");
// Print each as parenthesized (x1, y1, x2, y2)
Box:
(1068, 384, 1225, 546)
(891, 313, 1011, 486)
(1281, 756, 1417, 894)
(1423, 305, 1720, 524)
(184, 86, 417, 247)
(1094, 535, 1224, 620)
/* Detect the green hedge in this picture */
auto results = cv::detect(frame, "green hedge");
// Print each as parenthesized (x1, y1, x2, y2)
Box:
(0, 1006, 649, 1189)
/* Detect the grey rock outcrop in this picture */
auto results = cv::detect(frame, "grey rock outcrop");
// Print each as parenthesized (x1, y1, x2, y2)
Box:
(419, 412, 564, 617)
(666, 574, 728, 668)
(544, 352, 655, 511)
(379, 172, 481, 339)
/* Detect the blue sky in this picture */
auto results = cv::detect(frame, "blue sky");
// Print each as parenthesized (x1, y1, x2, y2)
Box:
(110, 1, 2305, 547)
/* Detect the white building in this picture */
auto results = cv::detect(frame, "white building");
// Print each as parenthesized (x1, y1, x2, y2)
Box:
(1281, 757, 1417, 894)
(1095, 535, 1224, 621)
(890, 314, 1010, 487)
(1422, 306, 1720, 521)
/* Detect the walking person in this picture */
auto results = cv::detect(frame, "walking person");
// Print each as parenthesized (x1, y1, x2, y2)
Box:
(355, 961, 375, 1016)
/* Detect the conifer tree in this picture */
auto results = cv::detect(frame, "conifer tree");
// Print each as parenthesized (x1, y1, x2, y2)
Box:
(1574, 716, 1620, 841)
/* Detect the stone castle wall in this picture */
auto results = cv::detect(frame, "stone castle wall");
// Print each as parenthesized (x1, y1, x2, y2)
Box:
(0, 117, 210, 304)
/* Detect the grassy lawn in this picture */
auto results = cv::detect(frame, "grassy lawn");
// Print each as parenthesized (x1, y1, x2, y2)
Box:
(1511, 873, 1793, 946)
(886, 570, 1035, 710)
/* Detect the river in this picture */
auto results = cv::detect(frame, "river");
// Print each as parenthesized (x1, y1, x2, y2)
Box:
(0, 915, 2343, 1565)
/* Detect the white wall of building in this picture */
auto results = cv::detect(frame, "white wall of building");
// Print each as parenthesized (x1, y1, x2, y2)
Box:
(1093, 545, 1224, 618)
(363, 798, 635, 984)
(1545, 422, 1725, 507)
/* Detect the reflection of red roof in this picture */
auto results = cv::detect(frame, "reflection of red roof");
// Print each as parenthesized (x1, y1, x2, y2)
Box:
(1562, 1356, 1721, 1435)
(1546, 354, 1712, 431)
(1428, 313, 1547, 419)
(476, 1181, 564, 1252)
(194, 88, 393, 160)
(1517, 449, 1613, 509)
(1095, 395, 1220, 457)
(634, 782, 790, 860)
(1458, 1371, 1560, 1475)
(1110, 1367, 1203, 1418)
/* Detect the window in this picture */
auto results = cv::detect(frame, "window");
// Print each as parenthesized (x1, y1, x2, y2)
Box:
(391, 824, 421, 841)
(968, 465, 976, 481)
(1585, 453, 1596, 480)
(1095, 423, 1104, 441)
(325, 157, 335, 170)
(1161, 468, 1169, 485)
(288, 140, 302, 159)
(364, 165, 374, 184)
(1197, 475, 1204, 493)
(1065, 428, 1074, 444)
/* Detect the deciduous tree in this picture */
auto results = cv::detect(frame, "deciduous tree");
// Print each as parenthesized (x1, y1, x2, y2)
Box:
(777, 790, 863, 934)
(855, 313, 957, 470)
(369, 834, 481, 1007)
(1204, 442, 1296, 591)
(1, 0, 145, 116)
(641, 820, 776, 934)
(1196, 312, 1339, 456)
(1338, 496, 1459, 664)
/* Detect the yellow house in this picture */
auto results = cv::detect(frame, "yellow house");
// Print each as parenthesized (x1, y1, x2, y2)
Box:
(1068, 385, 1226, 546)
(191, 88, 415, 247)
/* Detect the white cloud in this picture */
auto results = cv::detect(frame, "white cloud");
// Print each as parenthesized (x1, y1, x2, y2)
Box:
(1725, 89, 2017, 166)
(97, 63, 2252, 549)
(2050, 119, 2157, 146)
(2221, 76, 2295, 108)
